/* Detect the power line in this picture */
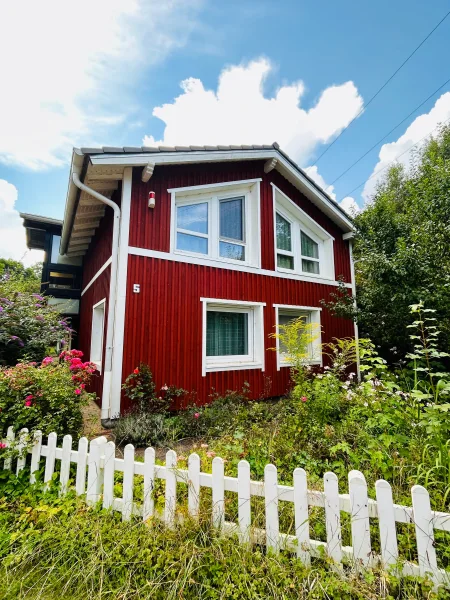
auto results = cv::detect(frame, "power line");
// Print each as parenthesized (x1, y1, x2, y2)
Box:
(325, 76, 450, 189)
(339, 116, 450, 200)
(312, 9, 450, 167)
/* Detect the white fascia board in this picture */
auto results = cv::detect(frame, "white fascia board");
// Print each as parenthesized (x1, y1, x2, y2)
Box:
(90, 149, 277, 167)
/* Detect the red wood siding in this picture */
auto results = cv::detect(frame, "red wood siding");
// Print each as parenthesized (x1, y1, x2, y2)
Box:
(122, 256, 354, 411)
(81, 187, 121, 286)
(128, 161, 351, 283)
(77, 267, 110, 401)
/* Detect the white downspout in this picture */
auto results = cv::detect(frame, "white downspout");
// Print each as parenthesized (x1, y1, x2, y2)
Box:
(72, 172, 120, 423)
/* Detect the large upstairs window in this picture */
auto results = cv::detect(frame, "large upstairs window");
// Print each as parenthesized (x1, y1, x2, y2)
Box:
(171, 179, 261, 268)
(273, 184, 335, 280)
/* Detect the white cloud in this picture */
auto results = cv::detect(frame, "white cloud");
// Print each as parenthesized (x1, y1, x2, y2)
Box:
(363, 92, 450, 201)
(144, 58, 363, 166)
(0, 0, 203, 170)
(0, 180, 44, 267)
(304, 165, 359, 215)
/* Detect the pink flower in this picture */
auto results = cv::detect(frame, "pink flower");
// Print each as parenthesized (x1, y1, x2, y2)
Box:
(42, 357, 53, 365)
(74, 388, 82, 395)
(0, 442, 6, 449)
(25, 399, 32, 407)
(25, 395, 34, 401)
(194, 412, 200, 419)
(161, 384, 168, 391)
(80, 383, 86, 389)
(200, 443, 208, 449)
(301, 396, 307, 403)
(133, 368, 139, 374)
(206, 451, 216, 458)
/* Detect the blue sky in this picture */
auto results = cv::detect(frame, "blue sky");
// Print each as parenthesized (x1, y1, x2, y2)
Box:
(1, 0, 449, 263)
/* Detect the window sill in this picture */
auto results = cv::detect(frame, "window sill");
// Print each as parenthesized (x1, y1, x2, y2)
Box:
(276, 267, 331, 281)
(205, 361, 263, 374)
(279, 359, 322, 367)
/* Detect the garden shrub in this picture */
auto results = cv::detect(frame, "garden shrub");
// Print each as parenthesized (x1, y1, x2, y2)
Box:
(0, 292, 70, 366)
(0, 350, 96, 438)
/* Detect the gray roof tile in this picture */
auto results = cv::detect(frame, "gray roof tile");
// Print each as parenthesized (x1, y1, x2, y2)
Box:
(123, 146, 143, 153)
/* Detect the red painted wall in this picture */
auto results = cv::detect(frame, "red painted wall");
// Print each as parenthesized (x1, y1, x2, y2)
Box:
(122, 256, 354, 410)
(128, 161, 351, 282)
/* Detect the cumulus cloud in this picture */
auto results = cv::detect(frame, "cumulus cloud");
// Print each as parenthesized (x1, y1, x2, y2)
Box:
(144, 58, 363, 166)
(363, 92, 450, 201)
(0, 0, 203, 170)
(304, 165, 359, 215)
(0, 180, 44, 267)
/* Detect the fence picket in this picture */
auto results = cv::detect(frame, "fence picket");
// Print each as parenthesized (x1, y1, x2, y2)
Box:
(16, 428, 29, 474)
(412, 485, 438, 580)
(3, 426, 15, 471)
(143, 447, 155, 522)
(165, 450, 177, 526)
(349, 470, 371, 567)
(30, 430, 42, 484)
(44, 432, 57, 488)
(122, 444, 135, 521)
(238, 460, 251, 544)
(212, 457, 225, 530)
(265, 464, 279, 552)
(75, 437, 89, 496)
(294, 467, 310, 566)
(86, 436, 107, 504)
(188, 453, 200, 519)
(376, 480, 398, 567)
(59, 434, 72, 496)
(324, 471, 342, 565)
(103, 441, 116, 510)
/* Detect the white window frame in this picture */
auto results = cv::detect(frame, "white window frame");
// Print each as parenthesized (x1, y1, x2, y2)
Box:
(200, 298, 265, 375)
(272, 183, 335, 281)
(170, 179, 261, 268)
(273, 304, 322, 370)
(90, 298, 106, 372)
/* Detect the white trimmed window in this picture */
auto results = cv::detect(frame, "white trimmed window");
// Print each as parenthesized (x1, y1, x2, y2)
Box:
(201, 298, 265, 374)
(273, 304, 322, 370)
(273, 184, 335, 280)
(90, 299, 106, 372)
(170, 179, 261, 267)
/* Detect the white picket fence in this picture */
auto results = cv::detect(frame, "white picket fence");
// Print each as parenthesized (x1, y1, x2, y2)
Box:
(3, 426, 450, 587)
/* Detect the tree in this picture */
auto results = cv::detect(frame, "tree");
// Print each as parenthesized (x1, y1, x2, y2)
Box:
(0, 258, 42, 295)
(351, 124, 450, 360)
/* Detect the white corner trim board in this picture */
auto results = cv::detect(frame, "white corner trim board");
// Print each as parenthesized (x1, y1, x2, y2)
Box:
(128, 246, 352, 288)
(81, 256, 112, 296)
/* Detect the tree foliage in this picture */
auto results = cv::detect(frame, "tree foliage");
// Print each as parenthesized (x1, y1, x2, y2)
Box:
(0, 258, 42, 295)
(351, 124, 450, 360)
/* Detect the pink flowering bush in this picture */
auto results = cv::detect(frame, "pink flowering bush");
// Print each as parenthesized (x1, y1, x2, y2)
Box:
(0, 349, 96, 438)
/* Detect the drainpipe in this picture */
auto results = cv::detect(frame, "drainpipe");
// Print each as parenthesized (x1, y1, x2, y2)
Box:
(72, 172, 120, 427)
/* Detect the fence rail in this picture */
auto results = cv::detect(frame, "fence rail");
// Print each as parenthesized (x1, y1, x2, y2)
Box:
(3, 426, 450, 587)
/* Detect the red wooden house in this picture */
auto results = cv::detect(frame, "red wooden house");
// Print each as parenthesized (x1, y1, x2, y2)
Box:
(23, 144, 356, 423)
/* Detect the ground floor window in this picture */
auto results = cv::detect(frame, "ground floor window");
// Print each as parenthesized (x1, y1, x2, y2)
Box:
(273, 304, 322, 370)
(201, 298, 265, 375)
(90, 298, 106, 372)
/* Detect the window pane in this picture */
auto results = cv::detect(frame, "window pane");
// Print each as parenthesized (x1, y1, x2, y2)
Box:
(206, 311, 248, 356)
(278, 312, 309, 354)
(220, 197, 244, 241)
(48, 271, 76, 289)
(177, 202, 208, 234)
(302, 259, 320, 274)
(301, 231, 319, 259)
(276, 213, 291, 251)
(277, 254, 294, 270)
(219, 241, 245, 261)
(177, 232, 208, 254)
(51, 235, 61, 263)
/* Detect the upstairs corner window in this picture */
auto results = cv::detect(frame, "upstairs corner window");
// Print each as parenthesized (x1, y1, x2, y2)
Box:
(276, 212, 294, 270)
(50, 235, 61, 263)
(176, 202, 209, 255)
(219, 197, 245, 261)
(273, 186, 335, 279)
